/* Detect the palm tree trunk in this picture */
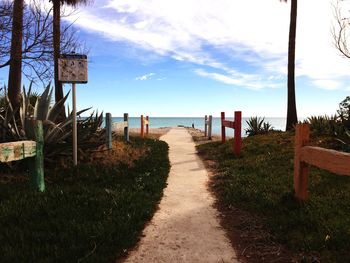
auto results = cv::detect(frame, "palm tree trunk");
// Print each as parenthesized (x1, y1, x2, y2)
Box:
(286, 0, 298, 130)
(53, 0, 66, 121)
(53, 0, 63, 103)
(8, 0, 24, 110)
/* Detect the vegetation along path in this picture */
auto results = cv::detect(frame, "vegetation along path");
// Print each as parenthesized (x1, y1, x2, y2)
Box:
(123, 127, 239, 263)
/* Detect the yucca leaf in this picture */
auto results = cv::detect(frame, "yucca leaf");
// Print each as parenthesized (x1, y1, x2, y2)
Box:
(47, 91, 70, 123)
(34, 84, 51, 120)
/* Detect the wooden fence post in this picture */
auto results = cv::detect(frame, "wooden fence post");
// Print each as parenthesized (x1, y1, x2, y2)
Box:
(294, 124, 310, 201)
(106, 113, 112, 149)
(146, 116, 149, 134)
(141, 115, 144, 138)
(234, 111, 242, 157)
(208, 115, 212, 140)
(204, 115, 208, 137)
(124, 113, 129, 142)
(221, 112, 226, 143)
(30, 120, 45, 192)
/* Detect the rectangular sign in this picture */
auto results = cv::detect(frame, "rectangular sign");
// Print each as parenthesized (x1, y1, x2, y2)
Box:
(58, 54, 88, 83)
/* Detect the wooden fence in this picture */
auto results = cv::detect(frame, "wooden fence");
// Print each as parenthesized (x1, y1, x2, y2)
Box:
(221, 111, 242, 157)
(294, 124, 350, 201)
(0, 120, 44, 192)
(204, 115, 212, 140)
(141, 115, 149, 138)
(105, 113, 129, 149)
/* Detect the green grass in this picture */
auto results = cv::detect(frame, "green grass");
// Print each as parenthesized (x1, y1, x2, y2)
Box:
(0, 137, 170, 263)
(197, 132, 350, 262)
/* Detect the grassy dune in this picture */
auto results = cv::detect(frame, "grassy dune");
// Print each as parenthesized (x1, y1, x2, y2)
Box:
(0, 136, 170, 263)
(197, 132, 350, 262)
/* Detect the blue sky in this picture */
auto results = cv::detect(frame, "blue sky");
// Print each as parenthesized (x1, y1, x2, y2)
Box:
(1, 0, 350, 117)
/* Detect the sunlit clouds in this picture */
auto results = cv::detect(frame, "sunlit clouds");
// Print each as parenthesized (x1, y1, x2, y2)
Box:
(60, 0, 350, 91)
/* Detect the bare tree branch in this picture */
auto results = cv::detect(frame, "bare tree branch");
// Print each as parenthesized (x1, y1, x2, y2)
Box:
(0, 0, 87, 84)
(332, 0, 350, 59)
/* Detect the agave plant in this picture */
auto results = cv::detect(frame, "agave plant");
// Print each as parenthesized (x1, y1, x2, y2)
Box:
(337, 129, 350, 152)
(245, 116, 274, 136)
(0, 83, 104, 159)
(307, 115, 336, 136)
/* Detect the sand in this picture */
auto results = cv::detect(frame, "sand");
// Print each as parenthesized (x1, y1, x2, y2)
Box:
(113, 127, 171, 138)
(121, 127, 239, 263)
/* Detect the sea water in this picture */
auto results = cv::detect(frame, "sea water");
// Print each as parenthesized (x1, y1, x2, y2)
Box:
(107, 117, 287, 136)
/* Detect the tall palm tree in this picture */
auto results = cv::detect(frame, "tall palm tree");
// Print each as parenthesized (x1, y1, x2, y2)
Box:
(7, 0, 24, 110)
(52, 0, 89, 104)
(282, 0, 298, 130)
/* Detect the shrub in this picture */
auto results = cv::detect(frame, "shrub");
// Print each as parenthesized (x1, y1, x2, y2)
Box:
(337, 96, 350, 130)
(245, 116, 274, 136)
(0, 83, 105, 160)
(306, 115, 339, 136)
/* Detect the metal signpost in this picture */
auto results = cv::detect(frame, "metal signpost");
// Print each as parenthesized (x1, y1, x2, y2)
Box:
(58, 53, 88, 166)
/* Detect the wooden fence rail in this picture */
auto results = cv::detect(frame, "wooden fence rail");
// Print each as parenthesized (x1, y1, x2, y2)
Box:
(141, 115, 149, 138)
(0, 120, 44, 192)
(294, 124, 350, 201)
(106, 113, 129, 149)
(221, 111, 242, 157)
(204, 115, 212, 140)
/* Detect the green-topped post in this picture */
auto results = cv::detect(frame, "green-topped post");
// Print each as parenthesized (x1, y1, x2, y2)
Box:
(30, 120, 45, 192)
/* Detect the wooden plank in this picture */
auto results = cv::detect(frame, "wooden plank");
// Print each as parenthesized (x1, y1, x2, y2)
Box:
(222, 120, 235, 129)
(294, 124, 310, 201)
(301, 146, 350, 176)
(204, 115, 208, 137)
(141, 115, 144, 138)
(208, 115, 212, 140)
(146, 116, 149, 134)
(106, 113, 112, 150)
(124, 113, 129, 142)
(0, 141, 36, 162)
(30, 120, 45, 192)
(234, 111, 242, 157)
(112, 121, 128, 130)
(221, 112, 226, 143)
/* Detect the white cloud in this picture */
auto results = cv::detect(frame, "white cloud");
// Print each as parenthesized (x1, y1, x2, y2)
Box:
(195, 69, 281, 90)
(312, 79, 339, 90)
(65, 0, 350, 90)
(135, 73, 155, 81)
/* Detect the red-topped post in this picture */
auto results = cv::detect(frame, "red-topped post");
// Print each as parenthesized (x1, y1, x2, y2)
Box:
(146, 116, 149, 134)
(234, 111, 242, 157)
(294, 124, 310, 201)
(141, 115, 144, 138)
(221, 112, 226, 143)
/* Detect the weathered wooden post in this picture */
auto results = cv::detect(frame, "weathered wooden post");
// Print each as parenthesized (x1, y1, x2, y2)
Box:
(141, 115, 144, 138)
(124, 113, 129, 142)
(30, 120, 45, 192)
(204, 115, 208, 137)
(294, 124, 310, 201)
(106, 113, 112, 150)
(72, 83, 78, 165)
(146, 116, 149, 134)
(208, 115, 212, 140)
(234, 111, 242, 157)
(221, 112, 226, 143)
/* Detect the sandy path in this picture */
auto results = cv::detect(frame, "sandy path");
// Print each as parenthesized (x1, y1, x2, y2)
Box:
(122, 127, 239, 263)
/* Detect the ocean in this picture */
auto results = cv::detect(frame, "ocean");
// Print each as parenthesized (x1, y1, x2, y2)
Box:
(107, 117, 287, 137)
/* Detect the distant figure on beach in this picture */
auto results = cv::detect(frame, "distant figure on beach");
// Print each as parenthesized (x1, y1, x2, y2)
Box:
(192, 123, 195, 128)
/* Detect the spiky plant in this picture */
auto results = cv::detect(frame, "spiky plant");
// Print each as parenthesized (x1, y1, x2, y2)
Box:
(0, 83, 104, 160)
(245, 117, 274, 136)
